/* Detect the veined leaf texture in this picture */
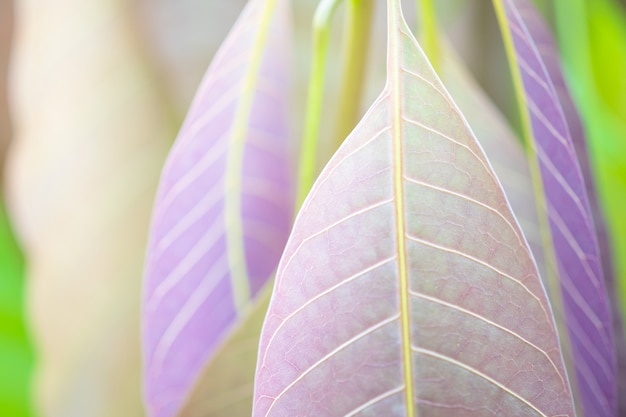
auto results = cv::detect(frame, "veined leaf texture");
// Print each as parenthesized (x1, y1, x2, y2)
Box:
(497, 0, 617, 415)
(253, 0, 575, 416)
(142, 0, 294, 416)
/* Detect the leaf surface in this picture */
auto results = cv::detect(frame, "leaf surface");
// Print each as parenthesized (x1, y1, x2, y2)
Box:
(497, 1, 617, 415)
(440, 46, 546, 282)
(252, 1, 574, 416)
(142, 1, 293, 416)
(521, 3, 626, 415)
(175, 284, 271, 417)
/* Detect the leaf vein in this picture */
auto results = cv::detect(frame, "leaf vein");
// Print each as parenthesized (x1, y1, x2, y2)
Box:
(405, 234, 551, 324)
(412, 347, 549, 417)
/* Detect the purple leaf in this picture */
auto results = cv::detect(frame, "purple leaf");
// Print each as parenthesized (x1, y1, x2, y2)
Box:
(141, 1, 293, 416)
(519, 9, 626, 415)
(176, 285, 272, 417)
(499, 0, 617, 415)
(252, 1, 575, 415)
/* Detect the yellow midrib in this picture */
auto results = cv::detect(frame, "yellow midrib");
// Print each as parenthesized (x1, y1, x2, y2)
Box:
(225, 0, 278, 313)
(388, 0, 415, 416)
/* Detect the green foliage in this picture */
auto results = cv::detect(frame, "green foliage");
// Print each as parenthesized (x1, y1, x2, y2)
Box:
(0, 197, 33, 417)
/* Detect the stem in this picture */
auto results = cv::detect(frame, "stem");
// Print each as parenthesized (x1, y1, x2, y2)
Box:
(418, 0, 439, 72)
(333, 0, 374, 150)
(492, 0, 580, 413)
(296, 0, 343, 209)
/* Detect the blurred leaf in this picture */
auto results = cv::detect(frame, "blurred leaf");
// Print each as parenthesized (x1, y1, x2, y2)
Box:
(555, 2, 626, 364)
(7, 0, 175, 416)
(496, 0, 617, 415)
(557, 2, 626, 414)
(176, 284, 271, 417)
(533, 2, 626, 415)
(0, 197, 33, 417)
(253, 1, 574, 415)
(587, 0, 626, 122)
(141, 0, 294, 416)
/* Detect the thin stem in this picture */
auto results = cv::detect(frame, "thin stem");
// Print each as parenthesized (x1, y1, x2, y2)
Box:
(296, 0, 343, 209)
(333, 0, 374, 150)
(418, 0, 439, 72)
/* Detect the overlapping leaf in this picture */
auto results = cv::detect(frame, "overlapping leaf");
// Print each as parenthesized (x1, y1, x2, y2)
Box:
(252, 1, 574, 415)
(555, 1, 626, 414)
(499, 1, 618, 415)
(176, 286, 272, 417)
(142, 1, 293, 416)
(523, 3, 626, 415)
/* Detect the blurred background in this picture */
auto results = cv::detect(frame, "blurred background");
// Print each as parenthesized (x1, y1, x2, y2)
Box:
(1, 0, 624, 416)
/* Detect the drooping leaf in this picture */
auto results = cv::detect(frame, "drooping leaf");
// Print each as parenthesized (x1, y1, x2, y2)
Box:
(555, 1, 626, 414)
(555, 1, 626, 312)
(496, 0, 617, 415)
(141, 0, 293, 416)
(7, 0, 175, 415)
(521, 4, 626, 415)
(253, 1, 575, 415)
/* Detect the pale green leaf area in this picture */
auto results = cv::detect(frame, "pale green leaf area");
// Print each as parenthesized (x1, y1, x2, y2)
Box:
(0, 197, 33, 417)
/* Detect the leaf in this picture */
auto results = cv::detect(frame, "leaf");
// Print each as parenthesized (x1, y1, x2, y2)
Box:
(439, 45, 546, 283)
(521, 3, 626, 415)
(252, 1, 575, 416)
(176, 284, 271, 417)
(7, 0, 175, 415)
(141, 0, 294, 416)
(555, 1, 626, 414)
(496, 0, 617, 415)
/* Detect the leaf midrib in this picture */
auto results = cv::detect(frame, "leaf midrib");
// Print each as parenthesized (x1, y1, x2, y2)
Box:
(225, 0, 278, 313)
(388, 1, 415, 416)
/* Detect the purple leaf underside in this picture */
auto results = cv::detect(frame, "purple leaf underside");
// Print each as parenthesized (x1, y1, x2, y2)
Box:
(252, 1, 575, 416)
(515, 5, 626, 416)
(503, 0, 617, 416)
(142, 1, 293, 416)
